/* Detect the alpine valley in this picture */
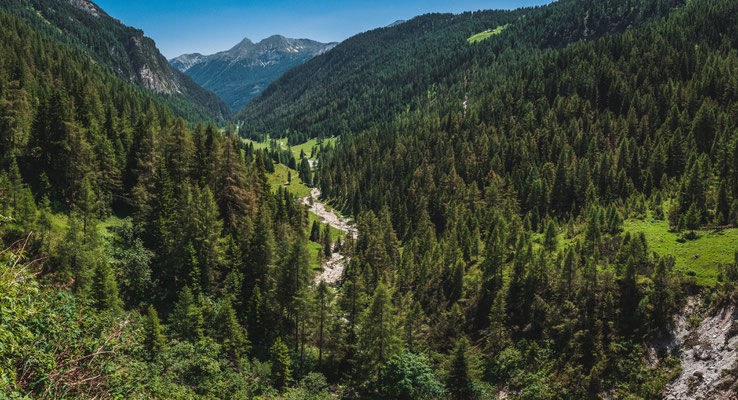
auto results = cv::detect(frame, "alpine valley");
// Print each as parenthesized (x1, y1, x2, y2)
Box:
(3, 0, 738, 399)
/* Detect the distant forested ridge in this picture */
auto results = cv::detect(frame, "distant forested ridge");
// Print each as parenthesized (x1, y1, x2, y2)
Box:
(236, 0, 683, 142)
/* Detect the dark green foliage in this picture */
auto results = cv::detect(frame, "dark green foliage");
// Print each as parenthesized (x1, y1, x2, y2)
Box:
(322, 223, 332, 257)
(446, 337, 477, 400)
(360, 283, 402, 369)
(377, 351, 445, 400)
(93, 262, 123, 314)
(170, 286, 205, 342)
(238, 0, 683, 141)
(212, 297, 250, 361)
(543, 220, 558, 253)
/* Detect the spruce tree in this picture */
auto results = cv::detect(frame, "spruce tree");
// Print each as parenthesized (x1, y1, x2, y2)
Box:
(309, 220, 321, 242)
(447, 337, 474, 400)
(246, 286, 265, 350)
(93, 262, 123, 314)
(543, 220, 558, 252)
(486, 290, 507, 354)
(315, 281, 331, 366)
(144, 304, 165, 357)
(170, 286, 204, 342)
(214, 297, 250, 361)
(270, 337, 292, 391)
(322, 224, 332, 258)
(360, 283, 402, 368)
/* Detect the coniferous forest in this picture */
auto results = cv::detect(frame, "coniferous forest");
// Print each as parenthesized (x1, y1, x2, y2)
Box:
(3, 0, 738, 398)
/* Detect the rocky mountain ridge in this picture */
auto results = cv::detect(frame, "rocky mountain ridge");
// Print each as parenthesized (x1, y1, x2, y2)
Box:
(170, 35, 337, 111)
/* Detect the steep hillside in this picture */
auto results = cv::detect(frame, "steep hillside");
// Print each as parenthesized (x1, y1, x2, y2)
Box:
(171, 35, 337, 111)
(2, 0, 232, 122)
(236, 0, 682, 141)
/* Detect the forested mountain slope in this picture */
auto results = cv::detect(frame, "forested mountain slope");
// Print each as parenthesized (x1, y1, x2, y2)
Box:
(4, 0, 738, 398)
(236, 0, 683, 142)
(0, 6, 318, 397)
(1, 0, 232, 122)
(310, 0, 738, 395)
(171, 35, 337, 111)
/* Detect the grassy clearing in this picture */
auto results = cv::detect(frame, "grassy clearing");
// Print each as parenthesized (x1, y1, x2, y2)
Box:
(624, 218, 738, 287)
(45, 213, 128, 241)
(287, 137, 338, 160)
(468, 24, 510, 44)
(266, 163, 311, 198)
(243, 137, 338, 161)
(527, 216, 734, 287)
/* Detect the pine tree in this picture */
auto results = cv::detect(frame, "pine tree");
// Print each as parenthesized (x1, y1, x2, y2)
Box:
(486, 290, 507, 354)
(685, 203, 700, 230)
(315, 281, 332, 366)
(449, 259, 465, 304)
(322, 224, 332, 258)
(192, 185, 225, 293)
(144, 304, 165, 357)
(309, 220, 321, 242)
(164, 117, 193, 183)
(214, 297, 250, 362)
(360, 283, 402, 368)
(170, 286, 204, 342)
(447, 337, 474, 400)
(584, 207, 601, 257)
(270, 337, 292, 391)
(93, 262, 123, 314)
(217, 136, 252, 233)
(403, 301, 426, 349)
(691, 101, 716, 154)
(543, 220, 558, 252)
(75, 175, 98, 238)
(620, 256, 640, 333)
(716, 181, 730, 224)
(246, 286, 265, 350)
(245, 210, 275, 293)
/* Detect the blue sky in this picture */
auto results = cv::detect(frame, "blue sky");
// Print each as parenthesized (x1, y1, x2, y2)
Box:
(95, 0, 554, 58)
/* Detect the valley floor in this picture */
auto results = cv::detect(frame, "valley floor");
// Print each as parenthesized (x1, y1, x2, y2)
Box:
(301, 188, 356, 284)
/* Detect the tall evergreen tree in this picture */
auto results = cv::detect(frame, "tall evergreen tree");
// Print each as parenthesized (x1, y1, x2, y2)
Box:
(270, 337, 292, 391)
(170, 286, 204, 342)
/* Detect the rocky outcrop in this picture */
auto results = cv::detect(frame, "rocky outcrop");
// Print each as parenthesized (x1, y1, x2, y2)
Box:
(662, 299, 738, 399)
(9, 0, 231, 120)
(68, 0, 103, 18)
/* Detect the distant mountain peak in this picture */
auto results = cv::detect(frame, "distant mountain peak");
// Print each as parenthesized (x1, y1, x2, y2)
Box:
(230, 37, 255, 51)
(169, 35, 338, 111)
(386, 19, 406, 27)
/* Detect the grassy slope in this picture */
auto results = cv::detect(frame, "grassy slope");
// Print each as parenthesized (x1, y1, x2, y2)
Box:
(267, 163, 311, 198)
(467, 24, 510, 44)
(624, 218, 738, 287)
